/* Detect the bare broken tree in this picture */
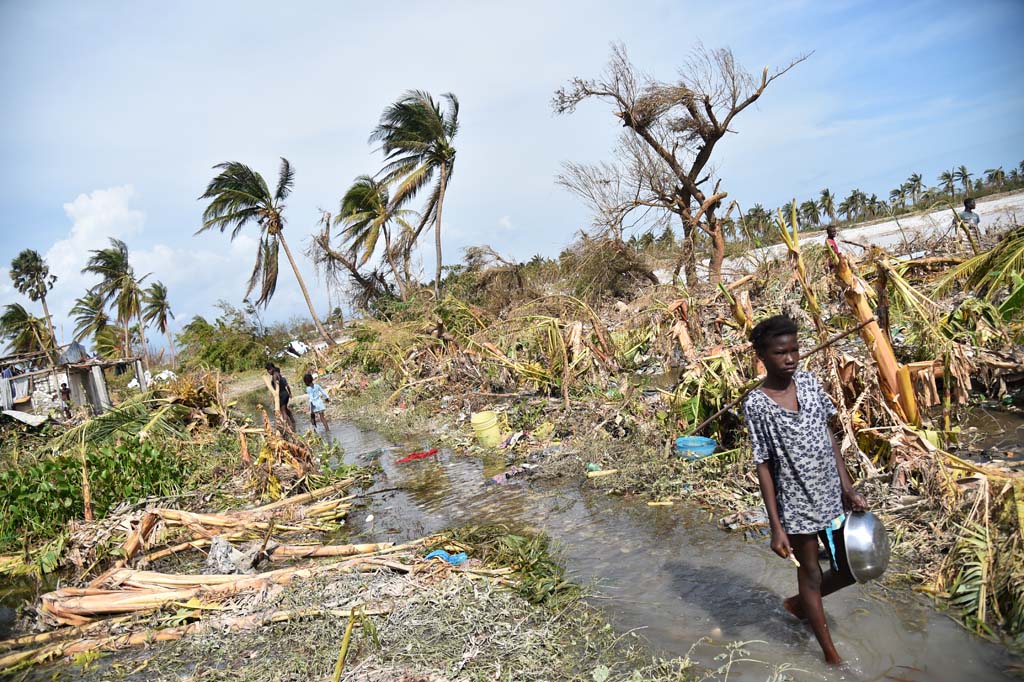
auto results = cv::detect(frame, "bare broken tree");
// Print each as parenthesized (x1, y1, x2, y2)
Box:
(557, 160, 668, 242)
(554, 43, 808, 284)
(307, 211, 394, 314)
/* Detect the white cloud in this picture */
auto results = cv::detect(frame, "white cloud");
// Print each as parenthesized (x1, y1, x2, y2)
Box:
(498, 216, 513, 230)
(0, 186, 270, 349)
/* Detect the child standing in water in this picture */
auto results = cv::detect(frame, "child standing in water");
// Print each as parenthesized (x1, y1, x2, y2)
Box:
(303, 373, 330, 432)
(742, 315, 867, 665)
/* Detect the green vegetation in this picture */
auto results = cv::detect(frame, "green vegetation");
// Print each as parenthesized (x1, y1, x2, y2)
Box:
(176, 302, 275, 372)
(0, 440, 185, 548)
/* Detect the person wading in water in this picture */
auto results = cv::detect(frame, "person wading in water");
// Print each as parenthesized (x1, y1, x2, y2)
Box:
(742, 315, 868, 665)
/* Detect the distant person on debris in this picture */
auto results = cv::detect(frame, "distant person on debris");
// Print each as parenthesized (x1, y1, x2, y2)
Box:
(265, 362, 296, 430)
(303, 373, 330, 432)
(825, 225, 841, 258)
(742, 315, 868, 665)
(59, 383, 72, 419)
(955, 197, 981, 252)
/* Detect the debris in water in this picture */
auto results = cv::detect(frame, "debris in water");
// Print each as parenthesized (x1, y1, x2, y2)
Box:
(396, 448, 438, 463)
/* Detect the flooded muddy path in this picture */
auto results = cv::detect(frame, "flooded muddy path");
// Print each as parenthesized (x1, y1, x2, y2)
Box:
(326, 419, 1014, 682)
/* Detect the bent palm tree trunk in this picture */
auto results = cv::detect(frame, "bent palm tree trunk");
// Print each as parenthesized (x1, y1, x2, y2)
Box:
(383, 230, 407, 300)
(136, 313, 150, 371)
(433, 163, 448, 298)
(39, 296, 58, 351)
(277, 233, 334, 346)
(165, 330, 176, 365)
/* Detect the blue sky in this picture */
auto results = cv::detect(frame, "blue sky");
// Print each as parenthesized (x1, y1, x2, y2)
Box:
(1, 0, 1022, 346)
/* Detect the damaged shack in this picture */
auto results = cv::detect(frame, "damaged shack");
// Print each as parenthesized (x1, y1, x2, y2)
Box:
(0, 342, 148, 421)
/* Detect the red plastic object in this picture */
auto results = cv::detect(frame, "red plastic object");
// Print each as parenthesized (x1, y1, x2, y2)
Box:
(396, 448, 438, 464)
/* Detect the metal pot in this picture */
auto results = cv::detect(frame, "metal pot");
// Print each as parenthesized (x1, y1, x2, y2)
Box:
(843, 511, 890, 583)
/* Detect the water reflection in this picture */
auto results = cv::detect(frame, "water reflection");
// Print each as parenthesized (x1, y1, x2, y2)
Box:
(326, 421, 1015, 681)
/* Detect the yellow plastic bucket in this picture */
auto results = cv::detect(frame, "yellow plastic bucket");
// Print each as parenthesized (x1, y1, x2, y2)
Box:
(471, 411, 501, 447)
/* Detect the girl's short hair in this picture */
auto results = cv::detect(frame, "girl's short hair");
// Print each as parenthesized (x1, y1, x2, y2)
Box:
(750, 315, 798, 353)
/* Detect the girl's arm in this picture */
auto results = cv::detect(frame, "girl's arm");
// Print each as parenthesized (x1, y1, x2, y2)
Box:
(828, 424, 867, 511)
(756, 462, 792, 559)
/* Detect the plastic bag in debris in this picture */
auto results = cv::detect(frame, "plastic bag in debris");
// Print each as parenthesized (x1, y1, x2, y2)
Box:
(424, 549, 468, 566)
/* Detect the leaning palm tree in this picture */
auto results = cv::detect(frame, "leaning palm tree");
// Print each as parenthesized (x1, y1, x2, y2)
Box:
(0, 303, 54, 355)
(818, 188, 836, 224)
(9, 249, 59, 348)
(336, 175, 417, 300)
(953, 165, 973, 194)
(70, 292, 110, 345)
(889, 187, 905, 211)
(938, 170, 956, 198)
(370, 90, 459, 297)
(142, 281, 176, 362)
(82, 238, 150, 364)
(985, 167, 1005, 189)
(799, 200, 820, 227)
(906, 173, 923, 205)
(197, 158, 332, 345)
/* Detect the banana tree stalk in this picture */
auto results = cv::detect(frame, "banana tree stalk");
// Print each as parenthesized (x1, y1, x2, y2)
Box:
(833, 252, 919, 424)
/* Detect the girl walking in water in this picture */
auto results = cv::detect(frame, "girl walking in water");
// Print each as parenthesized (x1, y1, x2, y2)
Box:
(742, 315, 867, 665)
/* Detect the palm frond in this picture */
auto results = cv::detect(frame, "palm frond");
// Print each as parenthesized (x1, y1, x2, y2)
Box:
(50, 393, 186, 450)
(275, 157, 294, 201)
(246, 235, 280, 308)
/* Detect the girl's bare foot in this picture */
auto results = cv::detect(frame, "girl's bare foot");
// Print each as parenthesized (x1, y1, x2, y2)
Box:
(783, 596, 806, 620)
(824, 648, 843, 665)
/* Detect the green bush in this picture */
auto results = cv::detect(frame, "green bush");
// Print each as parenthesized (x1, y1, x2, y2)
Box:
(176, 301, 288, 372)
(0, 441, 186, 549)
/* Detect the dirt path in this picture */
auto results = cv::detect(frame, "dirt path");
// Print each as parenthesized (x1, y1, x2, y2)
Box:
(222, 371, 269, 402)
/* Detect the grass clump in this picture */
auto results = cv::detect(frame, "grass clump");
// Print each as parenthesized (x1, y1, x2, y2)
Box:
(442, 525, 579, 608)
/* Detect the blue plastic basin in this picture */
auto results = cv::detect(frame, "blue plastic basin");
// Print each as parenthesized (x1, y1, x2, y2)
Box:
(674, 436, 717, 460)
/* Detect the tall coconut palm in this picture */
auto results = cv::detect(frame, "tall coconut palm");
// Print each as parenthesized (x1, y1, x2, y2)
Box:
(336, 175, 416, 300)
(370, 90, 459, 297)
(799, 200, 820, 227)
(0, 303, 54, 355)
(906, 173, 923, 205)
(142, 281, 176, 363)
(9, 249, 58, 349)
(82, 238, 150, 365)
(197, 158, 332, 345)
(844, 189, 866, 221)
(938, 170, 956, 198)
(889, 187, 905, 210)
(985, 167, 1005, 189)
(867, 194, 883, 217)
(818, 188, 836, 224)
(70, 292, 110, 346)
(953, 165, 973, 194)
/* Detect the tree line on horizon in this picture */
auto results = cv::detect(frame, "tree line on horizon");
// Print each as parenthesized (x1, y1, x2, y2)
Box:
(2, 241, 175, 367)
(735, 162, 1024, 245)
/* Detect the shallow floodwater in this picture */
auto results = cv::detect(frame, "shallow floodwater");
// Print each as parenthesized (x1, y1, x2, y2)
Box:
(326, 420, 1015, 682)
